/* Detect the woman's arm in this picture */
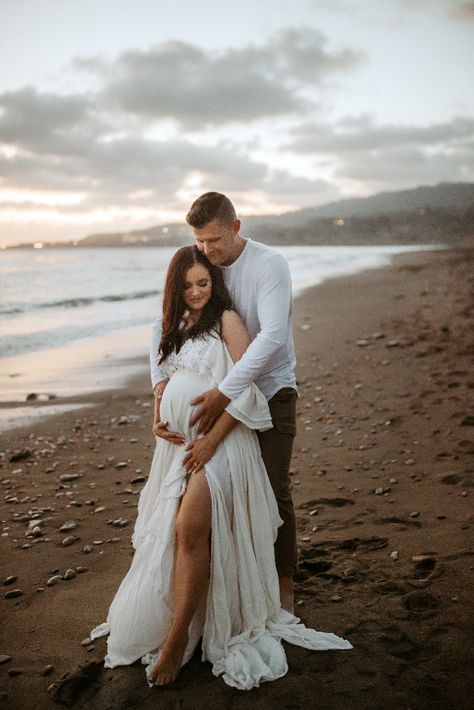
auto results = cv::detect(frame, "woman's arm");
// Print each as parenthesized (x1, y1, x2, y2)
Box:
(150, 319, 184, 445)
(188, 309, 252, 433)
(183, 310, 251, 473)
(152, 380, 185, 445)
(220, 308, 251, 363)
(152, 380, 167, 426)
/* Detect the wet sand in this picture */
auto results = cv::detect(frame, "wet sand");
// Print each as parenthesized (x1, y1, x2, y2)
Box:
(0, 324, 150, 405)
(0, 247, 473, 709)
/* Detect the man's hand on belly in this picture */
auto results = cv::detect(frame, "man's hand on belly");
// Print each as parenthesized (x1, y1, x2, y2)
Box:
(189, 387, 230, 434)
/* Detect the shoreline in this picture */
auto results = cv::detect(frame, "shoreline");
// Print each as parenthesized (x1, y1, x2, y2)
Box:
(0, 245, 442, 430)
(0, 246, 473, 708)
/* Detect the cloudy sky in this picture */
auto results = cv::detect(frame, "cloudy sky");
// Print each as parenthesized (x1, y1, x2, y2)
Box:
(0, 0, 473, 245)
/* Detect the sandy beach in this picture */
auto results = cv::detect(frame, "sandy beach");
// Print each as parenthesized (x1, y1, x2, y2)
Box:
(1, 246, 473, 709)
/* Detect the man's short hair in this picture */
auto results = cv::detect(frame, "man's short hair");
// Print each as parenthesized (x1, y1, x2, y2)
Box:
(186, 192, 236, 229)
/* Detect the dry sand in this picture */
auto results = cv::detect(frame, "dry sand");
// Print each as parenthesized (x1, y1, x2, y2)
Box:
(1, 247, 473, 709)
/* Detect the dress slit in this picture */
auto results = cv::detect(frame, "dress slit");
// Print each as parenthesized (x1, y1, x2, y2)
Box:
(90, 334, 352, 690)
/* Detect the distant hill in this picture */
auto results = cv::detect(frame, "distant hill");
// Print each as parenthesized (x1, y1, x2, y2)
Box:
(273, 182, 474, 223)
(79, 223, 190, 248)
(6, 182, 474, 249)
(244, 182, 474, 245)
(248, 206, 474, 246)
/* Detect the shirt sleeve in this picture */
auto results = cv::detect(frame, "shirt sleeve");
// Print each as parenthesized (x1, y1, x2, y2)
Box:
(217, 253, 292, 400)
(149, 316, 168, 390)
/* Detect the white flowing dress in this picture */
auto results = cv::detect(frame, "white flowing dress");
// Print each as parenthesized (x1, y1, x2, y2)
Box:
(90, 330, 352, 690)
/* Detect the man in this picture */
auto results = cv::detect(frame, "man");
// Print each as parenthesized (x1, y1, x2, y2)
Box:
(151, 192, 298, 612)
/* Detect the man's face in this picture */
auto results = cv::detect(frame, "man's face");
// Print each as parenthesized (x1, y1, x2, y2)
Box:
(192, 218, 240, 266)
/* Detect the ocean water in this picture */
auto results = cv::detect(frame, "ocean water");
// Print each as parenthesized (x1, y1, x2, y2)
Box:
(0, 244, 430, 360)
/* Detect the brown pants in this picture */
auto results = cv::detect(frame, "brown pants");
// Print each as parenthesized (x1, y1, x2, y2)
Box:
(257, 387, 298, 578)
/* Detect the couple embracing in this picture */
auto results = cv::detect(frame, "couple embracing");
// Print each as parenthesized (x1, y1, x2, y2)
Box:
(90, 192, 352, 690)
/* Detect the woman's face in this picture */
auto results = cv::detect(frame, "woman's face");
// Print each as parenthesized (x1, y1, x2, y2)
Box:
(183, 263, 212, 314)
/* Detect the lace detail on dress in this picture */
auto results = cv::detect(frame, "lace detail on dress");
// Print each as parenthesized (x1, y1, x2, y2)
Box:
(161, 332, 218, 378)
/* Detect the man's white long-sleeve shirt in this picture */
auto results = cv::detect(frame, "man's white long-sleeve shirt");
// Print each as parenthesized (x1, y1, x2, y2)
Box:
(149, 238, 297, 401)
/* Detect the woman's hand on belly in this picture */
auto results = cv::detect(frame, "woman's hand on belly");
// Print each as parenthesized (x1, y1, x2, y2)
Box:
(182, 435, 218, 474)
(153, 420, 186, 446)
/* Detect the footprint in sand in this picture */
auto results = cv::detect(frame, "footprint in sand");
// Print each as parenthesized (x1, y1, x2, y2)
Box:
(299, 497, 355, 509)
(299, 559, 333, 575)
(371, 580, 409, 596)
(374, 515, 423, 529)
(379, 624, 420, 661)
(412, 556, 438, 579)
(295, 561, 335, 588)
(337, 536, 389, 553)
(50, 659, 103, 706)
(402, 590, 441, 612)
(438, 471, 473, 487)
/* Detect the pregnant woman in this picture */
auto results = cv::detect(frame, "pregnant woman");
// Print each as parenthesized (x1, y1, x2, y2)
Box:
(90, 246, 352, 690)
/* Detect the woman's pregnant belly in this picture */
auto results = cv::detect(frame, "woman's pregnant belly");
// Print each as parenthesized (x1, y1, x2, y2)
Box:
(160, 371, 213, 443)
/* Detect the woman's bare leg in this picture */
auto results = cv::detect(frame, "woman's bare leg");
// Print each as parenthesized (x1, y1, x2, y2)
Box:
(149, 469, 211, 686)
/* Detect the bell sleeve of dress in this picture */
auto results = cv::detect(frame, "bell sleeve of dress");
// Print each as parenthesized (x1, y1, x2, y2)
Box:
(204, 336, 273, 432)
(149, 315, 168, 390)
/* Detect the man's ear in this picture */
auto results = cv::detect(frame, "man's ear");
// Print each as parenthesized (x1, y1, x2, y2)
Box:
(233, 219, 241, 233)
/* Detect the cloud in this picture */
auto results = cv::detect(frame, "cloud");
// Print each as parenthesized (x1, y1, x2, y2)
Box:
(337, 145, 472, 185)
(74, 29, 363, 128)
(393, 0, 474, 21)
(449, 1, 474, 21)
(0, 27, 361, 224)
(0, 87, 106, 156)
(0, 129, 332, 213)
(284, 114, 474, 189)
(287, 115, 474, 153)
(310, 0, 474, 26)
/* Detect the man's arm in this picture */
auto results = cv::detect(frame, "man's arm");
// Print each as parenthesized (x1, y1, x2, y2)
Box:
(189, 256, 292, 434)
(218, 253, 292, 399)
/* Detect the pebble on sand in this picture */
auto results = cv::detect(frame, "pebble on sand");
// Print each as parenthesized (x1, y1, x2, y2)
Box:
(4, 589, 24, 599)
(47, 576, 63, 586)
(59, 473, 82, 482)
(8, 668, 22, 677)
(59, 521, 77, 532)
(112, 518, 129, 527)
(62, 536, 79, 547)
(9, 449, 32, 462)
(2, 576, 17, 586)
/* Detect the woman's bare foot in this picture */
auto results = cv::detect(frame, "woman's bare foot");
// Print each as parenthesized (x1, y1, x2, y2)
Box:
(148, 632, 188, 686)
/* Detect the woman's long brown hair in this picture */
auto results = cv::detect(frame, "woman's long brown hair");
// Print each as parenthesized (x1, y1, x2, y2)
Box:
(158, 246, 232, 363)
